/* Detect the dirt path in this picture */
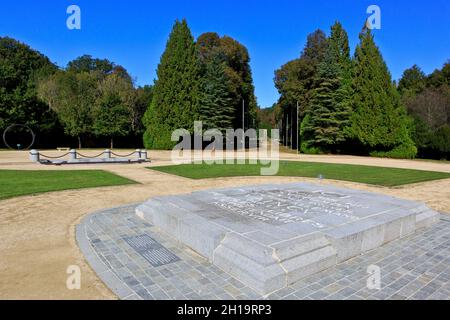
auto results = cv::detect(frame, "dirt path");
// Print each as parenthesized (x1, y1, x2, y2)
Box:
(0, 150, 449, 299)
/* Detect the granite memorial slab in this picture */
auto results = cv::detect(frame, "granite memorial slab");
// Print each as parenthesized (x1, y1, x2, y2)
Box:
(136, 182, 440, 295)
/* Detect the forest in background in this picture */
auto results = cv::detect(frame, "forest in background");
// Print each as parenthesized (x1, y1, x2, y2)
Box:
(0, 19, 448, 159)
(270, 21, 450, 160)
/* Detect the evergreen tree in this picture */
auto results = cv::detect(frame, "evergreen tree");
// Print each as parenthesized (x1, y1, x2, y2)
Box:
(348, 27, 416, 158)
(329, 23, 351, 71)
(299, 29, 329, 108)
(197, 33, 258, 130)
(143, 19, 200, 149)
(302, 44, 352, 151)
(300, 23, 352, 153)
(199, 54, 234, 131)
(328, 22, 352, 94)
(398, 65, 426, 98)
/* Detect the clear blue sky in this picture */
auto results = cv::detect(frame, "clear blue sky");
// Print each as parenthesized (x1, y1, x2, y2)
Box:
(1, 0, 449, 108)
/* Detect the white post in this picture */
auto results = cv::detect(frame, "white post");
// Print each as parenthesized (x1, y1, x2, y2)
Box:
(242, 99, 245, 131)
(135, 149, 141, 159)
(287, 112, 290, 148)
(291, 105, 294, 149)
(242, 99, 245, 150)
(69, 149, 77, 160)
(104, 149, 111, 159)
(297, 101, 299, 154)
(29, 149, 39, 162)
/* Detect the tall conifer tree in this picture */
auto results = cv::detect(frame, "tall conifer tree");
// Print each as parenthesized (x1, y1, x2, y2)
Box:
(199, 54, 234, 131)
(143, 19, 200, 149)
(301, 22, 352, 152)
(348, 26, 416, 157)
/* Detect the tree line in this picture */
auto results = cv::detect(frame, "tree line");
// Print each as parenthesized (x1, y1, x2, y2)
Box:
(273, 21, 449, 160)
(37, 55, 152, 148)
(0, 19, 258, 150)
(0, 36, 152, 149)
(143, 19, 258, 149)
(1, 20, 448, 159)
(398, 64, 450, 159)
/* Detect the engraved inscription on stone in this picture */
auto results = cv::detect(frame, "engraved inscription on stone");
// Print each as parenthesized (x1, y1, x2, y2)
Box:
(211, 189, 367, 227)
(124, 234, 180, 267)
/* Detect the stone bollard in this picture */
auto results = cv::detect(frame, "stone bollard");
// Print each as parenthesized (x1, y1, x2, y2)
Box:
(140, 150, 148, 160)
(69, 149, 77, 161)
(104, 149, 111, 159)
(29, 149, 39, 162)
(135, 149, 141, 159)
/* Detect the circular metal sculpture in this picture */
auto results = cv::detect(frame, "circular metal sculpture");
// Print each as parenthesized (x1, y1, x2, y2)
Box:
(2, 124, 35, 150)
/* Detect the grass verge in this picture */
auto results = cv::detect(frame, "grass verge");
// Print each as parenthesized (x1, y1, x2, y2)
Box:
(149, 160, 450, 187)
(0, 169, 136, 200)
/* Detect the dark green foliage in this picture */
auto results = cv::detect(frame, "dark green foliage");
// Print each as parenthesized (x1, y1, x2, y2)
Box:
(411, 116, 433, 150)
(328, 22, 352, 78)
(256, 105, 277, 128)
(302, 22, 352, 152)
(398, 65, 426, 98)
(369, 141, 418, 159)
(197, 32, 258, 130)
(348, 28, 416, 158)
(400, 61, 450, 159)
(302, 29, 328, 66)
(38, 70, 98, 148)
(67, 54, 114, 74)
(93, 74, 133, 148)
(276, 22, 421, 159)
(0, 37, 59, 147)
(1, 37, 149, 149)
(38, 58, 141, 148)
(133, 85, 153, 134)
(426, 61, 450, 88)
(274, 58, 310, 115)
(143, 19, 200, 149)
(429, 125, 450, 158)
(67, 55, 133, 83)
(302, 49, 351, 150)
(274, 29, 328, 150)
(143, 24, 259, 149)
(199, 54, 234, 131)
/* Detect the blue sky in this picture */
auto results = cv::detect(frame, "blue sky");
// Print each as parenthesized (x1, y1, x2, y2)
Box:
(1, 0, 449, 107)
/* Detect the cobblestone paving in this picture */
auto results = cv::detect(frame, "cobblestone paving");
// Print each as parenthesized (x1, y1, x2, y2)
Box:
(76, 204, 450, 300)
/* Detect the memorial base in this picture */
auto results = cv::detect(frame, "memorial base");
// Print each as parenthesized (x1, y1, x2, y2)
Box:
(136, 183, 439, 295)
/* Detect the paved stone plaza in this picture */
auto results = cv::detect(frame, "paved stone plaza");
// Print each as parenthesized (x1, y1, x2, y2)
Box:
(135, 183, 440, 294)
(77, 204, 450, 300)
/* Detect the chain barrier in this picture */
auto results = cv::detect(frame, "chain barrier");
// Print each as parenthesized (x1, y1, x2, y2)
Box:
(39, 152, 71, 159)
(76, 151, 106, 158)
(110, 151, 137, 157)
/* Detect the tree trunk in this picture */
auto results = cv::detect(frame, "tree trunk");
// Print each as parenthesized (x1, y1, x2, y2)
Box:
(78, 136, 82, 149)
(110, 138, 114, 150)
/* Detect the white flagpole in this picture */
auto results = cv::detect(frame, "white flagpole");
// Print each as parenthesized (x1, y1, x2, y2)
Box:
(242, 100, 245, 149)
(242, 99, 245, 131)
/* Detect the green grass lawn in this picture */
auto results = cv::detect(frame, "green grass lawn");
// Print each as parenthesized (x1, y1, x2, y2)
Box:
(150, 161, 450, 187)
(0, 170, 137, 200)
